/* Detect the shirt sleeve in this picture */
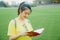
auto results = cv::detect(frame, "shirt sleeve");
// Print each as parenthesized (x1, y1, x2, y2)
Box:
(7, 20, 16, 36)
(25, 20, 33, 32)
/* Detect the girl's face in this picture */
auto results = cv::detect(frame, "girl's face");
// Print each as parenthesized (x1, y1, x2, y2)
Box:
(20, 9, 31, 19)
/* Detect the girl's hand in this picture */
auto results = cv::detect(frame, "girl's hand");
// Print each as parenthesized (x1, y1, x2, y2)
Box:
(19, 32, 27, 36)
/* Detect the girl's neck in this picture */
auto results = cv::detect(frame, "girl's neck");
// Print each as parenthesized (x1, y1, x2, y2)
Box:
(18, 15, 25, 21)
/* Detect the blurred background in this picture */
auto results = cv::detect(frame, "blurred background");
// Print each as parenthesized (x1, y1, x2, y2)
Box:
(0, 0, 60, 7)
(0, 0, 60, 40)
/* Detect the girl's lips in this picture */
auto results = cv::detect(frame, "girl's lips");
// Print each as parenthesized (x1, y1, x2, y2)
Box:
(24, 16, 27, 18)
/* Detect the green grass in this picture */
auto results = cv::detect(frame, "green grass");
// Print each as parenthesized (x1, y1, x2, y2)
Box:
(0, 7, 60, 40)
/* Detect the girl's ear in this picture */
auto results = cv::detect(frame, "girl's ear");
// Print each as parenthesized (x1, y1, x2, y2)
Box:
(19, 9, 22, 13)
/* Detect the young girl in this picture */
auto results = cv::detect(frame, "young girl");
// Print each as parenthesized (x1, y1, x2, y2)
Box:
(7, 2, 38, 40)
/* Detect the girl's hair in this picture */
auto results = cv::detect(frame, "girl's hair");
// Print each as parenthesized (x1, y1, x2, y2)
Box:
(18, 2, 32, 15)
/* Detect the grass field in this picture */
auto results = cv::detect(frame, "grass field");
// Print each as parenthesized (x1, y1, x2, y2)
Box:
(0, 6, 60, 40)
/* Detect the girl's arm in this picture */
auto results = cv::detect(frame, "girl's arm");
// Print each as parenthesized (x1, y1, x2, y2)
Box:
(9, 32, 27, 40)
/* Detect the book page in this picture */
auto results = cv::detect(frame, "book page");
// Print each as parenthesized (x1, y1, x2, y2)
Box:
(34, 28, 44, 34)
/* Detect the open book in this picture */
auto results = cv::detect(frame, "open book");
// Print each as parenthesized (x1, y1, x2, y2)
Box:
(34, 28, 44, 34)
(27, 28, 44, 36)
